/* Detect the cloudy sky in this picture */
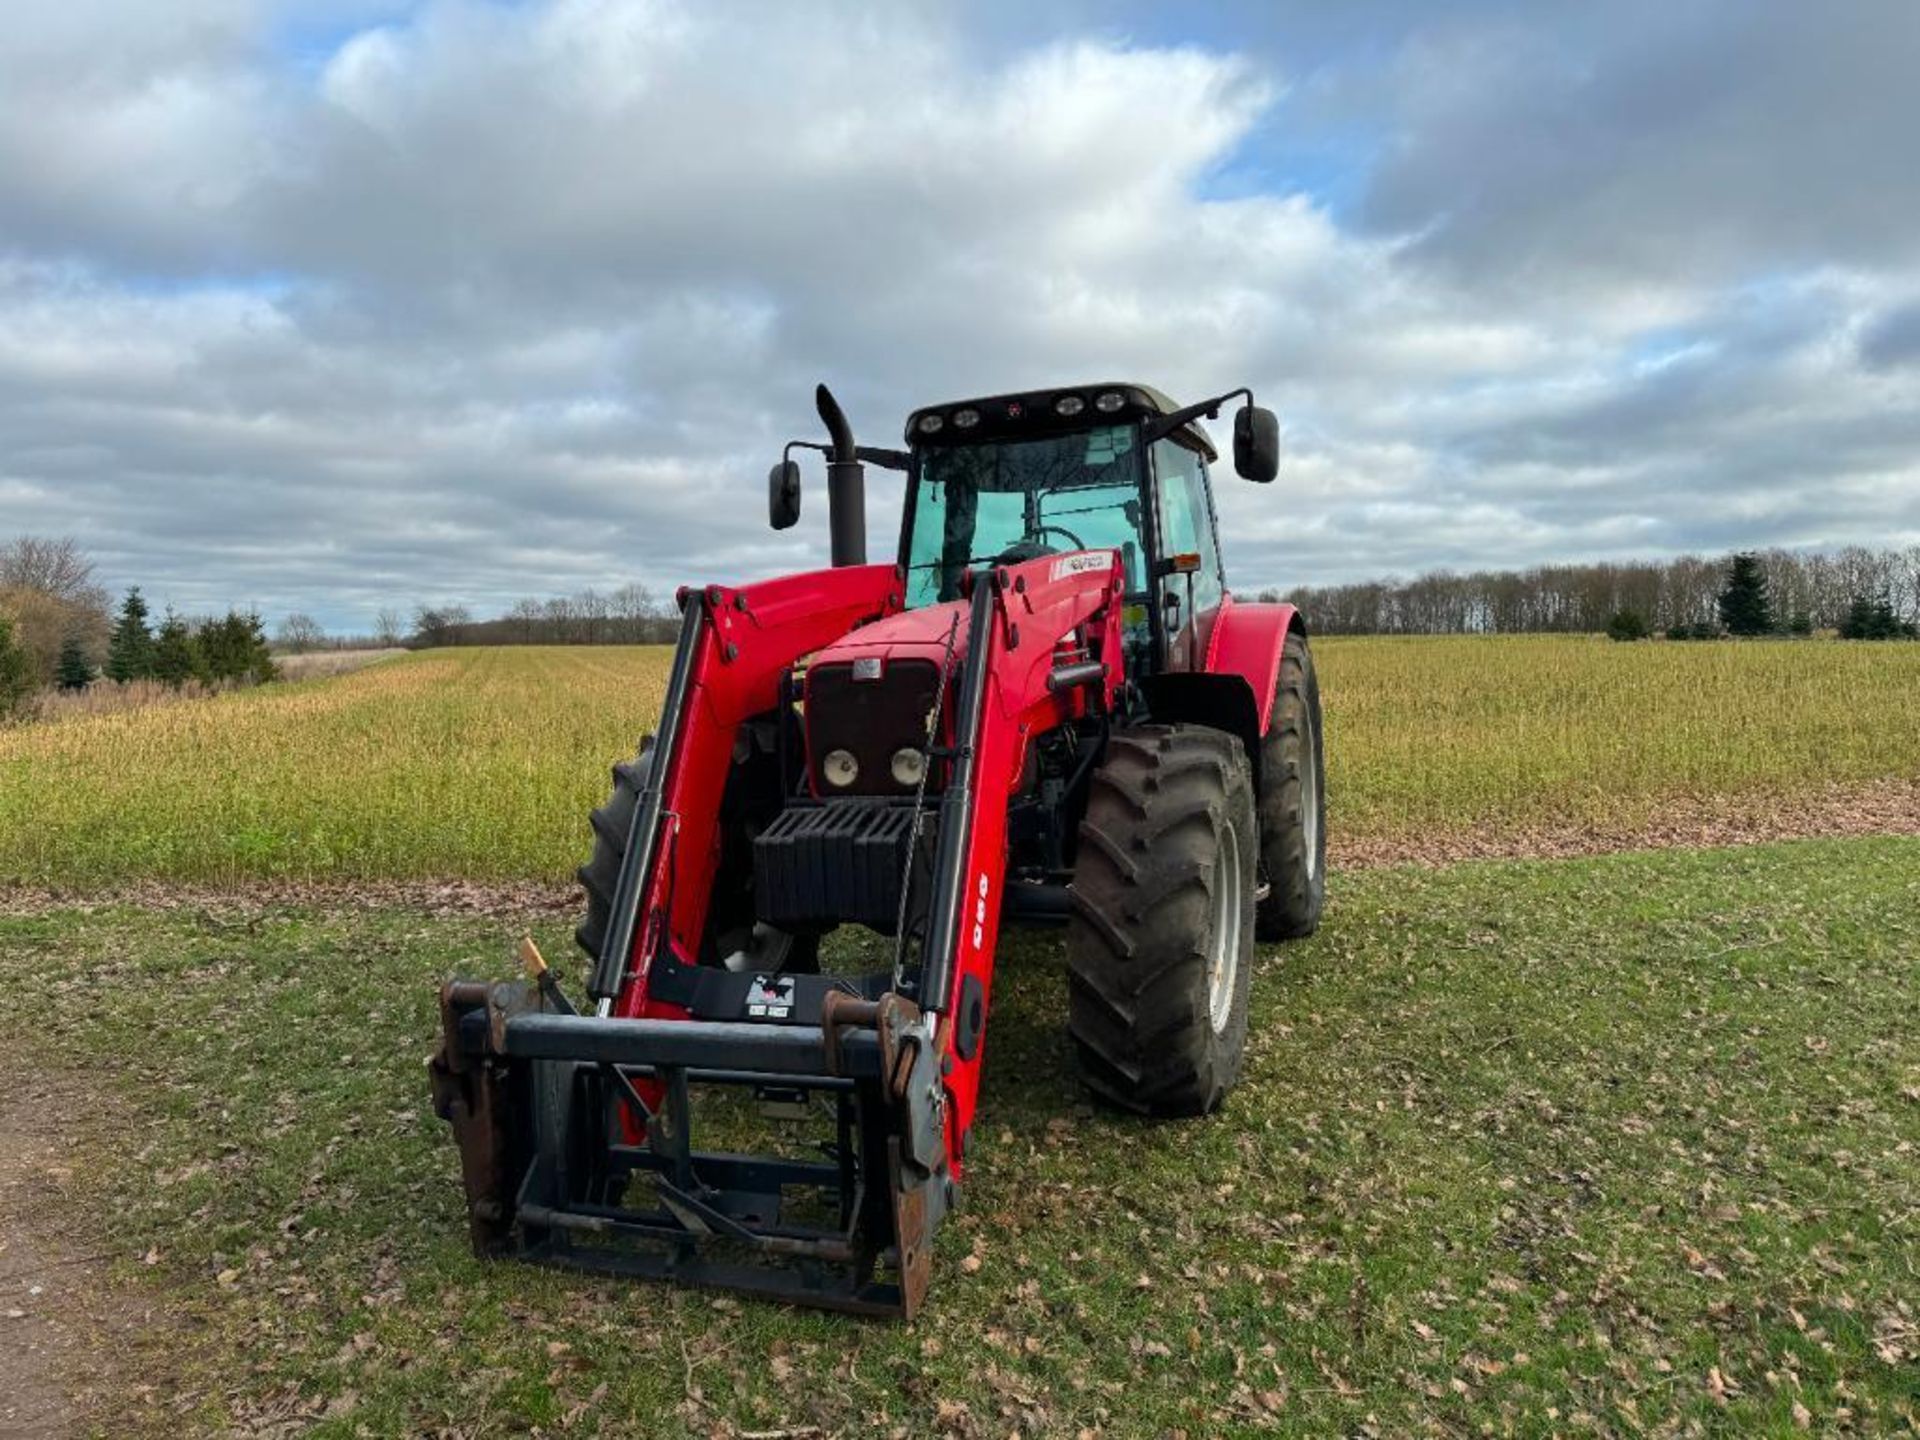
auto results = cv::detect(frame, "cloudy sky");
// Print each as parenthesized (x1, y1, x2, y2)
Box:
(3, 0, 1918, 630)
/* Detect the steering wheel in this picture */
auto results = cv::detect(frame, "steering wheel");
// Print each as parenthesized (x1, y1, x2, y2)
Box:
(993, 523, 1087, 565)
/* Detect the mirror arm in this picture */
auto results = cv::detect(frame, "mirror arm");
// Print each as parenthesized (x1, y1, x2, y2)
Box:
(1145, 387, 1253, 445)
(782, 439, 909, 472)
(856, 445, 910, 472)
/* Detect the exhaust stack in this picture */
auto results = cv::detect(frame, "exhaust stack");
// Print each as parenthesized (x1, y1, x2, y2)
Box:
(816, 384, 866, 567)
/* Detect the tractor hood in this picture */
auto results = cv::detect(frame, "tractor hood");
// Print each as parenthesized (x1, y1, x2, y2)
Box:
(810, 596, 971, 672)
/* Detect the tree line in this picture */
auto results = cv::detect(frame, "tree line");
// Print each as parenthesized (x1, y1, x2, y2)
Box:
(266, 588, 682, 652)
(407, 584, 681, 648)
(0, 536, 279, 720)
(343, 548, 1920, 654)
(1264, 545, 1920, 637)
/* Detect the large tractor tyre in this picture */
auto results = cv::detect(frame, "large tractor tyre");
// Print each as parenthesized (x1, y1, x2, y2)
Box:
(1066, 724, 1259, 1116)
(574, 738, 817, 975)
(1254, 630, 1327, 942)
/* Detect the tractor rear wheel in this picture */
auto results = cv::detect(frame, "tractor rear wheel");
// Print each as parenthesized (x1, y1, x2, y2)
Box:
(575, 738, 817, 975)
(1066, 724, 1258, 1116)
(1255, 630, 1326, 942)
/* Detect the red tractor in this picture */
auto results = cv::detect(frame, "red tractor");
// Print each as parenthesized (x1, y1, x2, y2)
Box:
(431, 382, 1326, 1317)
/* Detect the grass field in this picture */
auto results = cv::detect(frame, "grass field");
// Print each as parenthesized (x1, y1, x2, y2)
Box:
(3, 637, 1917, 887)
(4, 839, 1915, 1436)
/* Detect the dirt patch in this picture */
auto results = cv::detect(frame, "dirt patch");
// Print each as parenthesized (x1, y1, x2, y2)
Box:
(0, 1077, 153, 1438)
(1334, 775, 1920, 868)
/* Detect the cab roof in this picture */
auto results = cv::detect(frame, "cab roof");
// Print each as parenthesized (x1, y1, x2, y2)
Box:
(903, 382, 1217, 462)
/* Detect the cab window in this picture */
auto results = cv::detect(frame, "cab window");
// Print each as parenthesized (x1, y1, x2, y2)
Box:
(904, 426, 1146, 607)
(1152, 439, 1224, 615)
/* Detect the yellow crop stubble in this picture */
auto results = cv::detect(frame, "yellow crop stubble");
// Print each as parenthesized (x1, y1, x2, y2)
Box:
(2, 636, 1916, 886)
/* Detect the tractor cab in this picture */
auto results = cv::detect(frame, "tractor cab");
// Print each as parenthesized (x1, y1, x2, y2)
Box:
(895, 384, 1279, 679)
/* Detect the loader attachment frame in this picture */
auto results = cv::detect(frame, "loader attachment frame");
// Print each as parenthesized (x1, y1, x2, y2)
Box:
(430, 550, 1127, 1316)
(430, 977, 946, 1316)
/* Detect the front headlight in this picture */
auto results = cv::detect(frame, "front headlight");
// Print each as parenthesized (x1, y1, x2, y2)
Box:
(890, 747, 926, 788)
(822, 749, 860, 788)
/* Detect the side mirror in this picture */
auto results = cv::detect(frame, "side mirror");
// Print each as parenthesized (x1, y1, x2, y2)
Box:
(1233, 404, 1280, 483)
(769, 460, 802, 530)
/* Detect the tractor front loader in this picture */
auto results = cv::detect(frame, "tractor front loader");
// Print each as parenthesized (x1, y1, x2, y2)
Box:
(430, 382, 1327, 1318)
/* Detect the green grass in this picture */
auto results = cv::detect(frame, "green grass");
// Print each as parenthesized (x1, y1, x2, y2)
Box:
(2, 637, 1917, 887)
(8, 838, 1916, 1436)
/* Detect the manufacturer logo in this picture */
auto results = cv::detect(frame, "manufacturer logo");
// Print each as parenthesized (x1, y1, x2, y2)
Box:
(850, 656, 884, 682)
(1049, 553, 1111, 582)
(971, 872, 991, 951)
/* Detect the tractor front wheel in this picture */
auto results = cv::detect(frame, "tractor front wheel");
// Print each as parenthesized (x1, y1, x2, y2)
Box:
(1255, 630, 1326, 941)
(575, 737, 817, 976)
(1066, 724, 1258, 1116)
(575, 738, 654, 966)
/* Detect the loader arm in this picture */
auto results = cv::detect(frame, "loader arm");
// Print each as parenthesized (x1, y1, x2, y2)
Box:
(595, 563, 906, 1014)
(600, 546, 1127, 1169)
(612, 546, 1128, 1174)
(916, 550, 1126, 1167)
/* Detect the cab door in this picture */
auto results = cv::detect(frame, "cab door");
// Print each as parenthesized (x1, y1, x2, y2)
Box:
(1151, 437, 1227, 672)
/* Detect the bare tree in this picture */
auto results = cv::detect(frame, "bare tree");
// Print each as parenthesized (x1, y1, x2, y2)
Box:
(411, 604, 472, 648)
(276, 613, 326, 654)
(540, 595, 576, 644)
(0, 536, 107, 611)
(506, 598, 543, 644)
(0, 535, 110, 682)
(1899, 545, 1920, 625)
(611, 581, 668, 642)
(577, 587, 610, 645)
(374, 607, 404, 647)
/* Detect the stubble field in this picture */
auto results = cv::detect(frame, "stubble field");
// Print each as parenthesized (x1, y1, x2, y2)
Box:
(4, 636, 1917, 888)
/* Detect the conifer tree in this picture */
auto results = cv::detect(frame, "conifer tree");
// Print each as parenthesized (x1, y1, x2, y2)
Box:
(243, 610, 278, 683)
(193, 612, 241, 682)
(193, 609, 279, 684)
(106, 586, 155, 681)
(55, 633, 95, 690)
(1605, 609, 1650, 642)
(1716, 554, 1773, 636)
(152, 611, 196, 688)
(1839, 593, 1919, 640)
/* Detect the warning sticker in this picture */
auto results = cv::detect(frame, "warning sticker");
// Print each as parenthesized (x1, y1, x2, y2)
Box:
(1049, 553, 1112, 583)
(746, 974, 797, 1020)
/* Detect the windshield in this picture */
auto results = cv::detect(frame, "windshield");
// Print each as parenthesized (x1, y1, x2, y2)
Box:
(902, 425, 1146, 607)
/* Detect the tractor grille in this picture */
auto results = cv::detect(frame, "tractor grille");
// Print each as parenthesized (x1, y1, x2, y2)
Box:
(752, 801, 934, 935)
(805, 659, 943, 797)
